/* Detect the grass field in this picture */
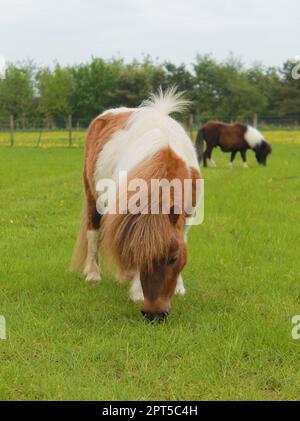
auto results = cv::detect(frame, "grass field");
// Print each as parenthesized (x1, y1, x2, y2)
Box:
(0, 131, 300, 400)
(1, 127, 300, 148)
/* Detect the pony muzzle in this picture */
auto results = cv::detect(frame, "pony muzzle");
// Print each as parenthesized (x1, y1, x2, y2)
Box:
(141, 309, 170, 322)
(141, 298, 171, 321)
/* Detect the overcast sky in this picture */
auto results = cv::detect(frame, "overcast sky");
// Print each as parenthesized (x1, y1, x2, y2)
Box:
(1, 0, 299, 68)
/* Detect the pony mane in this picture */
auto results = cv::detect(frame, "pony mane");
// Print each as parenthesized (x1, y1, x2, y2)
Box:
(101, 212, 175, 273)
(101, 147, 189, 273)
(140, 86, 191, 116)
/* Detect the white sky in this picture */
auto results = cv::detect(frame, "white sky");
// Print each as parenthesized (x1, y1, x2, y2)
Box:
(0, 0, 299, 67)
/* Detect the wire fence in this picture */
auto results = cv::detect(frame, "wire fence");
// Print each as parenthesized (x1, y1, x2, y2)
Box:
(0, 114, 299, 148)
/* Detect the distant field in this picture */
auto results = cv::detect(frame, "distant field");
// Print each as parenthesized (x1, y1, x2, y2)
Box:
(264, 130, 300, 145)
(0, 129, 86, 148)
(1, 128, 300, 148)
(0, 131, 300, 400)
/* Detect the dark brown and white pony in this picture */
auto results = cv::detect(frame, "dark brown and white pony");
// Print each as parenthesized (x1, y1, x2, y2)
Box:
(70, 89, 201, 320)
(196, 120, 272, 168)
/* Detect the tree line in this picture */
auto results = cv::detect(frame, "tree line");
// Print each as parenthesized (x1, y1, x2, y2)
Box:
(0, 55, 299, 128)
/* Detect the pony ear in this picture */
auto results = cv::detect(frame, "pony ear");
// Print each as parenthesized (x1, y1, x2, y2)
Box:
(169, 205, 180, 225)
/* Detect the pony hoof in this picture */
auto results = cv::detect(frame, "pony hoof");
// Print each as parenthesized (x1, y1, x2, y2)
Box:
(85, 272, 101, 284)
(228, 162, 233, 169)
(243, 163, 249, 168)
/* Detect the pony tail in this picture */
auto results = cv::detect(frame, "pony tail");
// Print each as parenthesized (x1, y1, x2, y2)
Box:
(69, 199, 88, 271)
(195, 127, 205, 161)
(141, 86, 191, 116)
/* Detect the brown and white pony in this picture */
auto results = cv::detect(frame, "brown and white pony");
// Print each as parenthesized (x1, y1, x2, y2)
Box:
(196, 120, 272, 168)
(70, 89, 201, 320)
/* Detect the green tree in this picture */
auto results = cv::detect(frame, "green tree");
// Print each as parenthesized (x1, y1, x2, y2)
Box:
(278, 60, 300, 120)
(112, 57, 166, 108)
(36, 64, 73, 126)
(0, 62, 35, 125)
(70, 58, 121, 123)
(0, 55, 299, 128)
(193, 55, 267, 121)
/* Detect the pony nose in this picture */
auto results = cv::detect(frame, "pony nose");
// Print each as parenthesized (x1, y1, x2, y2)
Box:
(141, 310, 169, 322)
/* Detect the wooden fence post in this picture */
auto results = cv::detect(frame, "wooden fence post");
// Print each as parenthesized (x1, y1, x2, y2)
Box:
(36, 129, 43, 147)
(253, 113, 258, 128)
(68, 114, 72, 146)
(76, 120, 80, 144)
(10, 114, 14, 146)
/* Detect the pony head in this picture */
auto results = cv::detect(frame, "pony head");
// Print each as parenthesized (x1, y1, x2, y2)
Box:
(254, 140, 272, 166)
(102, 206, 188, 321)
(139, 211, 187, 320)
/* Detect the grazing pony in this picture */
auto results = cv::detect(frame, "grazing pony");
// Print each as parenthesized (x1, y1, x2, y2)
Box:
(196, 120, 272, 168)
(70, 89, 201, 320)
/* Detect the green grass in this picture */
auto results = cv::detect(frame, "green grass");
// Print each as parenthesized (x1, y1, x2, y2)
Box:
(0, 135, 300, 400)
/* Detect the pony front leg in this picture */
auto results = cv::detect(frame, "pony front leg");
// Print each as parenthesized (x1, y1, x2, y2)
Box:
(228, 150, 237, 168)
(83, 182, 102, 284)
(175, 274, 186, 295)
(204, 146, 216, 167)
(240, 150, 248, 168)
(129, 273, 144, 302)
(84, 230, 101, 283)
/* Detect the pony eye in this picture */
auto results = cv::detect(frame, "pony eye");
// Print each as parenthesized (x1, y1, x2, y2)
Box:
(168, 256, 178, 265)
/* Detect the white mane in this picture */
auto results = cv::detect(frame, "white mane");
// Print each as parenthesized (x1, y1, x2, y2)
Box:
(244, 126, 265, 148)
